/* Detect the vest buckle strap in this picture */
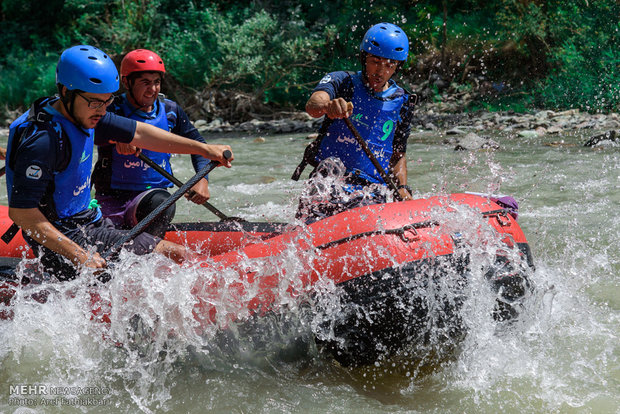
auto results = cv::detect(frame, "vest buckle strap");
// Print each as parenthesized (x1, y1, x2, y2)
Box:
(35, 110, 52, 123)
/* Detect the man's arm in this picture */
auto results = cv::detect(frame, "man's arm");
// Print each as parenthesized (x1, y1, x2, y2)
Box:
(100, 112, 218, 204)
(130, 122, 233, 167)
(306, 91, 353, 119)
(7, 132, 105, 268)
(172, 105, 210, 171)
(172, 105, 211, 204)
(390, 151, 412, 200)
(9, 207, 106, 268)
(388, 92, 415, 201)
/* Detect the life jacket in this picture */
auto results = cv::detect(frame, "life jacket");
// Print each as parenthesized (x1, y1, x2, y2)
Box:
(292, 72, 411, 184)
(93, 94, 177, 193)
(7, 97, 97, 220)
(3, 97, 101, 242)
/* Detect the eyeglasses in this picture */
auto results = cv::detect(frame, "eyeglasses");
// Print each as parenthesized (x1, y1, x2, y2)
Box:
(75, 92, 115, 109)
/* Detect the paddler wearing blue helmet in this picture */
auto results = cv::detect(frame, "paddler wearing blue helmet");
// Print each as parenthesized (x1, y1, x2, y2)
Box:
(5, 45, 234, 281)
(293, 23, 415, 222)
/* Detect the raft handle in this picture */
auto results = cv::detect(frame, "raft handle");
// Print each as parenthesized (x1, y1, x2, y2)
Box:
(483, 209, 512, 227)
(496, 212, 511, 226)
(400, 226, 420, 242)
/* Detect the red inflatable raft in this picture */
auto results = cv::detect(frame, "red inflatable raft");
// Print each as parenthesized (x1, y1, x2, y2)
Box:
(0, 193, 534, 365)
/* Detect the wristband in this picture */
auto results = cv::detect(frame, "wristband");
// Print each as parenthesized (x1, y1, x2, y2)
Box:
(398, 184, 412, 193)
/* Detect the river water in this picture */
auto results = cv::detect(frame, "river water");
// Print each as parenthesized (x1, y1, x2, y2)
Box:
(0, 128, 618, 413)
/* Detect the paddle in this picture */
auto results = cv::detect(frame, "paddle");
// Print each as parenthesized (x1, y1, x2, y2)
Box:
(103, 150, 231, 260)
(136, 152, 243, 222)
(0, 166, 5, 177)
(342, 103, 403, 201)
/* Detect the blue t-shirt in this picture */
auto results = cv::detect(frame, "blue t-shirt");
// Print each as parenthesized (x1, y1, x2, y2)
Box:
(8, 100, 136, 212)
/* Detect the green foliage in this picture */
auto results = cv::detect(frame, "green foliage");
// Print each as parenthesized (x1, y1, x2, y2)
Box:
(533, 0, 620, 111)
(0, 0, 618, 115)
(155, 5, 325, 105)
(0, 52, 57, 108)
(468, 93, 535, 114)
(443, 0, 620, 112)
(495, 0, 547, 51)
(535, 43, 620, 111)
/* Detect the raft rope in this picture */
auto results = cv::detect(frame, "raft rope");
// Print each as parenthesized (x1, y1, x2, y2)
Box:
(315, 220, 438, 250)
(315, 208, 514, 250)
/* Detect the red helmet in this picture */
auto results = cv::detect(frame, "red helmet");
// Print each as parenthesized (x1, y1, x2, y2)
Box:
(120, 49, 166, 78)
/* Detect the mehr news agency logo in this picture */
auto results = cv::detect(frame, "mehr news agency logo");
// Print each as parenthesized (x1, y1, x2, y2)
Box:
(7, 383, 111, 407)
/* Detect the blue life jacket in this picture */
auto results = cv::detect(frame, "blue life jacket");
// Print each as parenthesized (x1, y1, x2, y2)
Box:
(314, 72, 407, 184)
(7, 97, 101, 223)
(109, 95, 174, 191)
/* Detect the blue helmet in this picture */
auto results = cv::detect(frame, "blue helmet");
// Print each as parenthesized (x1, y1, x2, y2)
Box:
(359, 23, 409, 61)
(56, 45, 119, 93)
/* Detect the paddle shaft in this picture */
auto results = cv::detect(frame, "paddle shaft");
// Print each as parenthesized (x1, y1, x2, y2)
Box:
(342, 116, 403, 201)
(137, 152, 229, 221)
(103, 150, 231, 259)
(0, 166, 4, 177)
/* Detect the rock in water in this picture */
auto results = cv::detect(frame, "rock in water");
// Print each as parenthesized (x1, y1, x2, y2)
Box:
(584, 130, 618, 147)
(454, 132, 499, 151)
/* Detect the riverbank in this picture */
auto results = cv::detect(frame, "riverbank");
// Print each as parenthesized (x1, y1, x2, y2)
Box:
(190, 101, 620, 149)
(191, 104, 620, 134)
(1, 102, 619, 146)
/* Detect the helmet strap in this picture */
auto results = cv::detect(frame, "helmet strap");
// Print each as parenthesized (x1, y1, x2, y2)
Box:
(57, 85, 79, 124)
(359, 51, 370, 86)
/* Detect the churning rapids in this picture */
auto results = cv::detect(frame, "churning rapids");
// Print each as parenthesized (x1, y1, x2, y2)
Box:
(0, 128, 618, 413)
